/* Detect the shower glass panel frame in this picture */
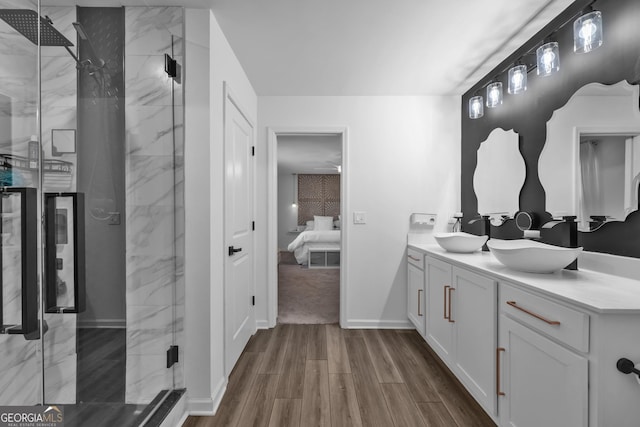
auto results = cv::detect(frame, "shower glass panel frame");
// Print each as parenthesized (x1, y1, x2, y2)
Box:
(0, 0, 44, 408)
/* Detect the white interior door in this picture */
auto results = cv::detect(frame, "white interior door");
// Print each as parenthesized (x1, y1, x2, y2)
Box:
(224, 85, 255, 376)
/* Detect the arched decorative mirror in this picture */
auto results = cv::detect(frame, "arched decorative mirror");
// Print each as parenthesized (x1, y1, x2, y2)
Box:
(540, 81, 640, 231)
(473, 128, 524, 224)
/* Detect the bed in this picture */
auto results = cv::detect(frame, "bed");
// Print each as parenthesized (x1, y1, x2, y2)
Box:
(287, 229, 341, 265)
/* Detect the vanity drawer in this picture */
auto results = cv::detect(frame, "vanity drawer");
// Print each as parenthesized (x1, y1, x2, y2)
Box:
(499, 283, 589, 353)
(407, 248, 424, 269)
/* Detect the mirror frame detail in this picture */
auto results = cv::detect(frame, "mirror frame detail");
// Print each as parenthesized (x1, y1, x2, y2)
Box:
(461, 0, 640, 258)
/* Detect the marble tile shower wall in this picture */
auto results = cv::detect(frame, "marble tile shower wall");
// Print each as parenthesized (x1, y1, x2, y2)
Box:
(0, 1, 77, 405)
(124, 6, 184, 404)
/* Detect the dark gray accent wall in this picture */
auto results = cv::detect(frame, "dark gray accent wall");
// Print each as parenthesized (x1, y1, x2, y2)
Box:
(461, 0, 640, 258)
(77, 6, 126, 326)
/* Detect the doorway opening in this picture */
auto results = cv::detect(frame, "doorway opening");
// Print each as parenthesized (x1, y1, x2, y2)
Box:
(267, 128, 348, 328)
(277, 135, 341, 324)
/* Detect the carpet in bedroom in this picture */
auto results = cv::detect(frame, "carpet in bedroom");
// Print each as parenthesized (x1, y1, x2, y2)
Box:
(278, 256, 339, 324)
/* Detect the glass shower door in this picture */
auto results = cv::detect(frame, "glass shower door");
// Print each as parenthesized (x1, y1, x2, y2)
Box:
(1, 1, 184, 424)
(0, 0, 44, 407)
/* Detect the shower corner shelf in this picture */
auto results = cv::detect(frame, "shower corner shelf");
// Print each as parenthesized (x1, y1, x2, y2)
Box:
(1, 153, 73, 190)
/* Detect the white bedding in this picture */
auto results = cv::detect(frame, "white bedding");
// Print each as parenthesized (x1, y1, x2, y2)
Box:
(287, 229, 341, 264)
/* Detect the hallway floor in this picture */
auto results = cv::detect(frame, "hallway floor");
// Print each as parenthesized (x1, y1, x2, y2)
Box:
(278, 263, 339, 324)
(182, 324, 496, 427)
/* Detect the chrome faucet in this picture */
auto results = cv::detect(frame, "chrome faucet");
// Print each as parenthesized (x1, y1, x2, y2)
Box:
(541, 215, 578, 270)
(468, 215, 491, 251)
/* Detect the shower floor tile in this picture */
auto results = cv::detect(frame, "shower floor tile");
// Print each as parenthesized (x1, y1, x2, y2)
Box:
(76, 328, 126, 403)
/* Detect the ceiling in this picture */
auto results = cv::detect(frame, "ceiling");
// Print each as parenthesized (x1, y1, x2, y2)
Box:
(277, 135, 342, 175)
(41, 0, 576, 95)
(209, 0, 575, 96)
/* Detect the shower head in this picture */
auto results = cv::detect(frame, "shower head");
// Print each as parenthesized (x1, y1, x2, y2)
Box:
(0, 9, 73, 47)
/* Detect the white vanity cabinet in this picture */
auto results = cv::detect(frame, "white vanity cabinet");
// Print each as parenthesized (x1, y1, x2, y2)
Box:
(425, 255, 498, 417)
(497, 280, 640, 427)
(498, 282, 589, 427)
(408, 244, 640, 426)
(425, 256, 454, 359)
(407, 248, 425, 336)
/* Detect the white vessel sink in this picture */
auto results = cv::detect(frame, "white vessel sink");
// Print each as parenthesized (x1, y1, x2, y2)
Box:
(434, 232, 488, 253)
(487, 239, 582, 274)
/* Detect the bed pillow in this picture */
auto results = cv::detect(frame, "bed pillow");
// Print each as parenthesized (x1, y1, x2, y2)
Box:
(314, 215, 334, 230)
(333, 219, 341, 229)
(305, 220, 314, 230)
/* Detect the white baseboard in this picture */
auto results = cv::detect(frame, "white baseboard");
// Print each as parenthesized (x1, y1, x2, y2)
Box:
(345, 319, 414, 329)
(186, 397, 214, 415)
(211, 377, 227, 415)
(186, 376, 227, 416)
(77, 318, 126, 329)
(256, 319, 271, 329)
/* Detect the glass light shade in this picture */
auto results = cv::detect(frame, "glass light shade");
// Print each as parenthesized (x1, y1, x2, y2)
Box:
(508, 65, 528, 94)
(536, 42, 560, 76)
(469, 96, 484, 119)
(574, 11, 603, 53)
(486, 82, 503, 108)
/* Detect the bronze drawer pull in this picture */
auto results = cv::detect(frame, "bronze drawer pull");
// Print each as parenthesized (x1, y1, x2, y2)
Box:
(444, 285, 450, 320)
(418, 289, 423, 316)
(448, 287, 455, 323)
(497, 347, 506, 396)
(506, 300, 561, 326)
(408, 255, 421, 262)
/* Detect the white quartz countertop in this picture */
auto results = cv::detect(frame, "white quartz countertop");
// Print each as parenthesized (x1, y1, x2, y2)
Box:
(408, 243, 640, 314)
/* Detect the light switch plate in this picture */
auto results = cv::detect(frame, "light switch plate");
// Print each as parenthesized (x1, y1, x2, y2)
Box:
(353, 211, 367, 224)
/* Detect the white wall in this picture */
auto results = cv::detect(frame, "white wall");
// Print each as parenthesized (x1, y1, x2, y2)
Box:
(184, 9, 257, 414)
(277, 174, 298, 249)
(257, 96, 460, 327)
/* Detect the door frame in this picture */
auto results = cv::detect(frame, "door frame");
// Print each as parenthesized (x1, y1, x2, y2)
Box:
(267, 126, 349, 328)
(223, 82, 257, 374)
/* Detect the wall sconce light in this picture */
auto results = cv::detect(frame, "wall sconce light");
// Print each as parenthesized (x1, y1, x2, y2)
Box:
(574, 10, 603, 53)
(508, 64, 528, 94)
(291, 173, 297, 208)
(486, 82, 503, 108)
(469, 95, 484, 119)
(536, 41, 560, 76)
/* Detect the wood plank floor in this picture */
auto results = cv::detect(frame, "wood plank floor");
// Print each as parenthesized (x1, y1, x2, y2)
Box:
(182, 325, 496, 427)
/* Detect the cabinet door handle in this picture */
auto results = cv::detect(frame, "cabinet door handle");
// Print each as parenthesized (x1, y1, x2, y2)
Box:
(408, 254, 421, 262)
(506, 301, 561, 326)
(448, 287, 455, 323)
(443, 285, 450, 320)
(496, 347, 506, 396)
(418, 289, 423, 316)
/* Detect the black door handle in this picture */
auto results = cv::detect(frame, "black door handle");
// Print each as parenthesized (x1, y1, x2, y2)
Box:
(44, 192, 86, 314)
(0, 188, 39, 340)
(228, 246, 242, 256)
